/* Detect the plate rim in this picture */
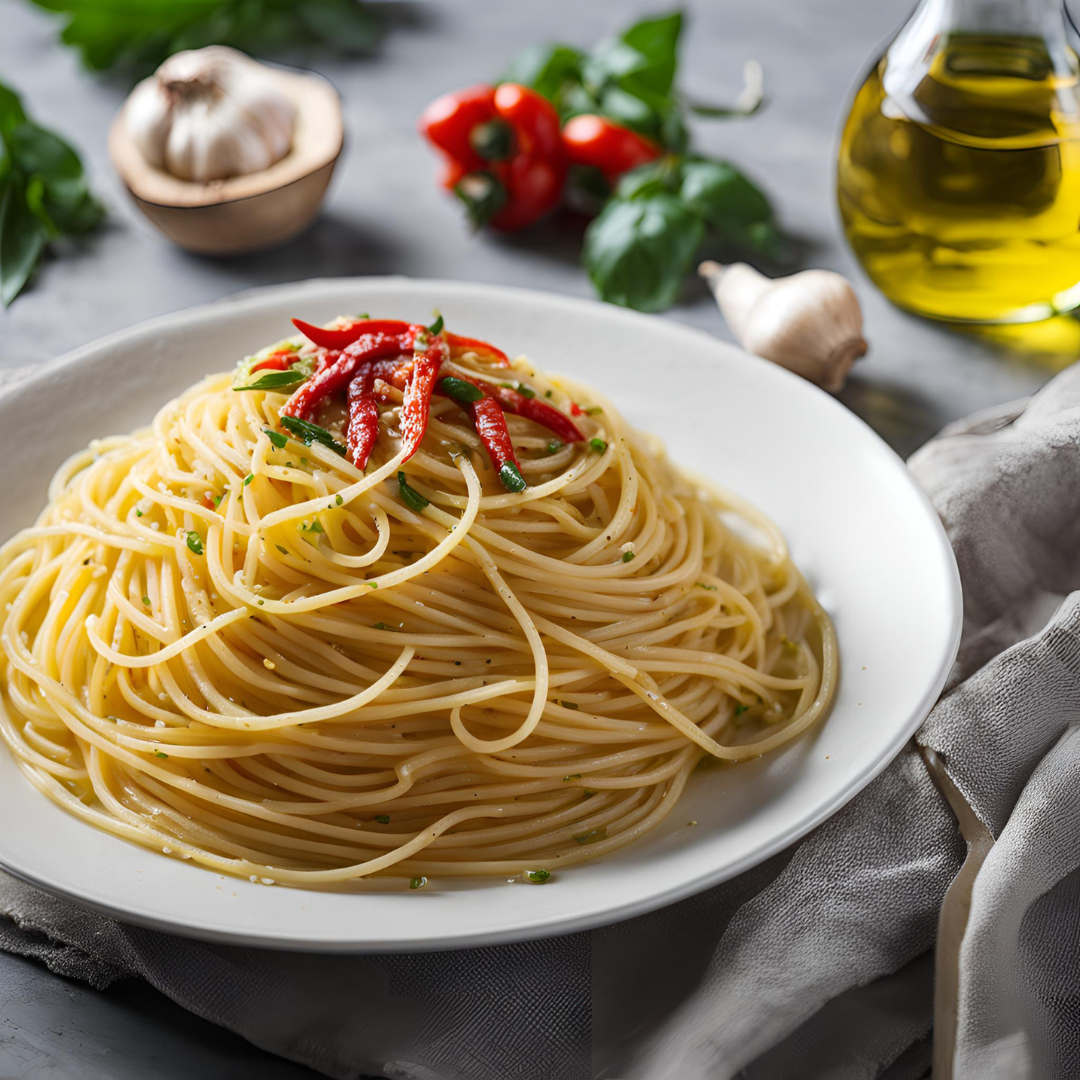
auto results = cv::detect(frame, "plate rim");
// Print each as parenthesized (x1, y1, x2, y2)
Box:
(0, 276, 963, 951)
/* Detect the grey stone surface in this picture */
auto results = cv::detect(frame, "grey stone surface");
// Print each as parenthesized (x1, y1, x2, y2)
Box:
(0, 0, 1069, 1075)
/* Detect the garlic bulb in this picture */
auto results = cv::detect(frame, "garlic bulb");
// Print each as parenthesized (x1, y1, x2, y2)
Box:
(124, 46, 297, 183)
(699, 261, 867, 391)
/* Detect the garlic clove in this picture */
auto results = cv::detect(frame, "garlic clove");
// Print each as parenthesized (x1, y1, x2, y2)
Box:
(126, 46, 297, 184)
(699, 261, 868, 392)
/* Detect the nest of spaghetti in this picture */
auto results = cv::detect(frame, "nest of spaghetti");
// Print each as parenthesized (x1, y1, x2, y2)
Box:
(0, 315, 837, 889)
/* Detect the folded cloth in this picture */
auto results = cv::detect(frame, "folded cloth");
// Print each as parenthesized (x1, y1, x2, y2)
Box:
(5, 362, 1080, 1079)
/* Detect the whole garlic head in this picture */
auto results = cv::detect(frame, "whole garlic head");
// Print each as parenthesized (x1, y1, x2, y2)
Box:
(124, 46, 297, 183)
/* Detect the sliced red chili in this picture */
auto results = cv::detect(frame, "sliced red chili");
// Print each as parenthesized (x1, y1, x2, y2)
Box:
(445, 332, 509, 366)
(400, 340, 447, 461)
(283, 331, 412, 420)
(436, 372, 584, 444)
(346, 372, 379, 470)
(292, 318, 412, 352)
(471, 396, 525, 491)
(249, 349, 296, 374)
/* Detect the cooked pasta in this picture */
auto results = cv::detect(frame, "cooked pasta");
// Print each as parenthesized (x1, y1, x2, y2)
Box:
(0, 316, 837, 888)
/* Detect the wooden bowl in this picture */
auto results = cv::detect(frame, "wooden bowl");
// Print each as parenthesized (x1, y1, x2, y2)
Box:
(109, 65, 343, 255)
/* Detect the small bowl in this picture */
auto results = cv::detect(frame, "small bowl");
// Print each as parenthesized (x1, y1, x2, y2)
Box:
(109, 65, 343, 255)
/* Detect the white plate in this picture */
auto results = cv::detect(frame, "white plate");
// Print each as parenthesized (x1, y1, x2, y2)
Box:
(0, 278, 961, 952)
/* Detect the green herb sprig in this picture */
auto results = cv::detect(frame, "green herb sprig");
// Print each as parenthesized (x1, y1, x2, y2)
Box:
(0, 80, 103, 307)
(27, 0, 382, 78)
(502, 13, 779, 313)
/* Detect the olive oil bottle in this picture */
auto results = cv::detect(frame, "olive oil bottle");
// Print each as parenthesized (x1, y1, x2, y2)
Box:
(838, 1, 1080, 323)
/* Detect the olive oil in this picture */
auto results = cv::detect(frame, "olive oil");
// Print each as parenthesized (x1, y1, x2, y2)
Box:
(838, 34, 1080, 323)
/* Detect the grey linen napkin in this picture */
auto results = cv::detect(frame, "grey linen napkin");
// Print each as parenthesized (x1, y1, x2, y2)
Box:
(5, 362, 1080, 1079)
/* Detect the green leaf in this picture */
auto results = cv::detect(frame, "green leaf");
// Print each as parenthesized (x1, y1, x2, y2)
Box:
(263, 428, 288, 449)
(583, 193, 704, 312)
(615, 159, 678, 200)
(397, 471, 429, 513)
(9, 122, 82, 179)
(233, 369, 306, 392)
(185, 531, 203, 556)
(0, 173, 48, 307)
(679, 158, 783, 257)
(27, 0, 382, 76)
(680, 159, 772, 230)
(0, 82, 27, 137)
(584, 12, 682, 115)
(503, 42, 585, 107)
(280, 415, 347, 456)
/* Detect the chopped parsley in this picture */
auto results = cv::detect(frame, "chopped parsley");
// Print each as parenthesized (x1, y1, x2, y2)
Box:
(546, 440, 564, 454)
(263, 429, 288, 450)
(562, 774, 582, 781)
(621, 551, 635, 563)
(185, 532, 203, 556)
(142, 596, 151, 606)
(298, 519, 324, 534)
(559, 700, 579, 711)
(135, 508, 143, 517)
(409, 876, 428, 890)
(372, 622, 397, 631)
(574, 827, 607, 845)
(696, 582, 717, 591)
(734, 703, 749, 717)
(523, 869, 551, 884)
(154, 750, 169, 758)
(545, 389, 553, 398)
(335, 494, 344, 506)
(398, 471, 430, 513)
(498, 462, 527, 493)
(243, 473, 254, 486)
(584, 406, 603, 416)
(280, 416, 346, 456)
(275, 545, 289, 555)
(501, 380, 535, 399)
(374, 814, 390, 824)
(437, 376, 484, 403)
(589, 438, 607, 454)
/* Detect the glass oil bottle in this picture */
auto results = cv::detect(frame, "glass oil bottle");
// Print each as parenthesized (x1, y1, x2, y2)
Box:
(837, 0, 1080, 323)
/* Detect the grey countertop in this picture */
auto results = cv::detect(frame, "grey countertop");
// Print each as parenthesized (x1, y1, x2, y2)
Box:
(0, 0, 1070, 1075)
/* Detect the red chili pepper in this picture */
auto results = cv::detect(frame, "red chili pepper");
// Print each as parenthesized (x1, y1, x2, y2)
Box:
(471, 396, 526, 491)
(440, 373, 583, 444)
(400, 340, 446, 461)
(445, 332, 509, 367)
(249, 349, 297, 374)
(561, 115, 662, 183)
(284, 329, 414, 420)
(345, 371, 379, 470)
(419, 82, 567, 231)
(292, 318, 413, 352)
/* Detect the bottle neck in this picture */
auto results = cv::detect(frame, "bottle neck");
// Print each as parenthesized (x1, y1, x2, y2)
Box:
(939, 0, 1065, 34)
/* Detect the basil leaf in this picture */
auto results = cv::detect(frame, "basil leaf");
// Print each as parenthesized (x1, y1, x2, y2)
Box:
(503, 42, 585, 109)
(0, 173, 48, 307)
(397, 471, 429, 513)
(426, 313, 444, 336)
(9, 122, 82, 180)
(680, 159, 783, 258)
(233, 369, 306, 392)
(27, 0, 383, 75)
(280, 415, 347, 456)
(584, 12, 682, 116)
(0, 83, 27, 138)
(263, 429, 288, 449)
(615, 159, 677, 201)
(583, 193, 704, 312)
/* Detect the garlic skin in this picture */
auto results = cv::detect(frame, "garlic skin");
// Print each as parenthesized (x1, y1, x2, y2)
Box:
(699, 261, 867, 392)
(125, 46, 296, 183)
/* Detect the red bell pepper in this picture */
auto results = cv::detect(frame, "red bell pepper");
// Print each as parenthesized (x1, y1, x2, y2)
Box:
(471, 396, 526, 491)
(561, 115, 662, 183)
(419, 83, 567, 231)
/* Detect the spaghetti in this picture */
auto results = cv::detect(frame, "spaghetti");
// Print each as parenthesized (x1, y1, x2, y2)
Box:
(0, 317, 837, 888)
